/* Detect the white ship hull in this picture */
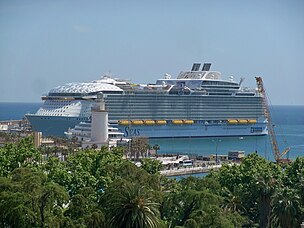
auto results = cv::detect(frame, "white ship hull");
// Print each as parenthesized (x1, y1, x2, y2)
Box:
(26, 114, 267, 138)
(116, 122, 267, 138)
(26, 115, 84, 136)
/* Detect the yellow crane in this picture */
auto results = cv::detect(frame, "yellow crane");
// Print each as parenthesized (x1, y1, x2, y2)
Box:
(255, 77, 290, 163)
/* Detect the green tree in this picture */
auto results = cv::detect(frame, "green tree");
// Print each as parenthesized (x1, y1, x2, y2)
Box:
(141, 158, 163, 175)
(255, 172, 277, 228)
(271, 187, 303, 228)
(104, 179, 161, 228)
(152, 144, 160, 157)
(221, 186, 246, 214)
(65, 187, 106, 227)
(0, 177, 38, 227)
(213, 153, 283, 226)
(0, 136, 42, 177)
(0, 168, 69, 228)
(284, 157, 304, 205)
(45, 147, 125, 196)
(184, 218, 197, 228)
(43, 156, 72, 191)
(162, 178, 244, 228)
(127, 137, 149, 160)
(85, 210, 106, 228)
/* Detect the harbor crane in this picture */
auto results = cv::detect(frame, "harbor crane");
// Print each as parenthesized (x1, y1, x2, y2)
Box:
(255, 77, 290, 163)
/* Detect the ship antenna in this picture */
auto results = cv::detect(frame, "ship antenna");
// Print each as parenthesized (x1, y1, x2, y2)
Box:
(239, 77, 245, 86)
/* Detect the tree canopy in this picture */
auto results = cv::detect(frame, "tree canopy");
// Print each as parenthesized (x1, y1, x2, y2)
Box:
(0, 136, 304, 227)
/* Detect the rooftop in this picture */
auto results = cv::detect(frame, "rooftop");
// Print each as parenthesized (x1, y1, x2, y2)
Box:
(49, 82, 123, 94)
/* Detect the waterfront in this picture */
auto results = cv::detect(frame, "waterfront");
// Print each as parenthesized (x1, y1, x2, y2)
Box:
(160, 164, 222, 177)
(1, 103, 303, 160)
(151, 105, 304, 161)
(150, 124, 304, 161)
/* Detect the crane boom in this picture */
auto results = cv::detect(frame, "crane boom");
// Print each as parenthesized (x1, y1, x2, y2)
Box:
(255, 77, 290, 162)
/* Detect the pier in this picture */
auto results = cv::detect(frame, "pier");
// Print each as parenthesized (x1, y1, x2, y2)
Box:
(160, 164, 222, 177)
(155, 153, 243, 177)
(0, 119, 31, 133)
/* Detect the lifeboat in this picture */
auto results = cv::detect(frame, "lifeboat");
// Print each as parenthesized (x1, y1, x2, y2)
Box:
(132, 120, 144, 125)
(183, 120, 194, 124)
(156, 120, 167, 125)
(247, 119, 257, 124)
(118, 120, 130, 125)
(227, 119, 238, 124)
(144, 120, 155, 125)
(237, 119, 248, 124)
(172, 120, 183, 124)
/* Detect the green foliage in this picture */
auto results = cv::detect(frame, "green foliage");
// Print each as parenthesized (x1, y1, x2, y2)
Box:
(161, 176, 244, 227)
(65, 187, 106, 227)
(43, 147, 126, 195)
(284, 157, 304, 203)
(0, 136, 42, 177)
(152, 144, 160, 156)
(270, 186, 303, 228)
(212, 153, 304, 227)
(1, 136, 303, 227)
(126, 137, 149, 160)
(141, 158, 163, 174)
(0, 168, 69, 228)
(104, 179, 161, 228)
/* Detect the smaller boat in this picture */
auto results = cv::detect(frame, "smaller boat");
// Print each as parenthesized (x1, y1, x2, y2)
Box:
(64, 121, 128, 147)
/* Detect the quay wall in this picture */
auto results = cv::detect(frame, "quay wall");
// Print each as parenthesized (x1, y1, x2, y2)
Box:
(160, 164, 222, 177)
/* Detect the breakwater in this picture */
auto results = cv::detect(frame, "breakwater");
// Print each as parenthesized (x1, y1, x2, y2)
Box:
(160, 164, 222, 176)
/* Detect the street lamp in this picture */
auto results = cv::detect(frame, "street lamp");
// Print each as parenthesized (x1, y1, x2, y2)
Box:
(212, 139, 221, 164)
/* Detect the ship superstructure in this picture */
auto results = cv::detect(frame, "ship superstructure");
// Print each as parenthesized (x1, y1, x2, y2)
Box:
(26, 63, 267, 137)
(64, 122, 126, 146)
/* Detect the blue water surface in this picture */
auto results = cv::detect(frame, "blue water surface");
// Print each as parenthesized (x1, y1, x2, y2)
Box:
(0, 102, 41, 121)
(0, 103, 303, 159)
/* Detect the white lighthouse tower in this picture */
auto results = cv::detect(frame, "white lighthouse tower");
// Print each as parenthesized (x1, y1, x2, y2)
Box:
(91, 93, 108, 143)
(83, 92, 108, 148)
(69, 92, 129, 149)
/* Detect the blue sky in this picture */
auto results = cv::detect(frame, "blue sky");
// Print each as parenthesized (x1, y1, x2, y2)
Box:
(0, 0, 303, 105)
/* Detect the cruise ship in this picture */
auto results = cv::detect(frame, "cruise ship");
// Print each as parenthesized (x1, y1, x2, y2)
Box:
(26, 63, 268, 138)
(64, 122, 124, 142)
(64, 122, 129, 147)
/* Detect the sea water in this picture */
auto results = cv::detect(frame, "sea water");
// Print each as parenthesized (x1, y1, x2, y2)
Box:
(0, 102, 42, 120)
(151, 105, 304, 160)
(0, 103, 303, 160)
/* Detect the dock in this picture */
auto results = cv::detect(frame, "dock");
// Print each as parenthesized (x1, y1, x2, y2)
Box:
(0, 119, 32, 133)
(160, 164, 222, 177)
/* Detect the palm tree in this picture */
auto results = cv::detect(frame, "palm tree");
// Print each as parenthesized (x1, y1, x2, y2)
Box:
(105, 180, 161, 228)
(255, 173, 276, 228)
(85, 210, 106, 228)
(127, 137, 148, 160)
(152, 144, 160, 157)
(184, 218, 197, 228)
(270, 187, 302, 228)
(221, 186, 246, 214)
(147, 144, 152, 155)
(296, 176, 304, 205)
(91, 144, 98, 150)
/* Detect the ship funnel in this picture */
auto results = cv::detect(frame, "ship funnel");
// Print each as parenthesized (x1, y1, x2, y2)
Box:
(191, 63, 201, 71)
(202, 63, 211, 71)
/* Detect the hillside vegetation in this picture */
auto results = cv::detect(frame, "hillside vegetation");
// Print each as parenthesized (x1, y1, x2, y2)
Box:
(0, 136, 303, 227)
